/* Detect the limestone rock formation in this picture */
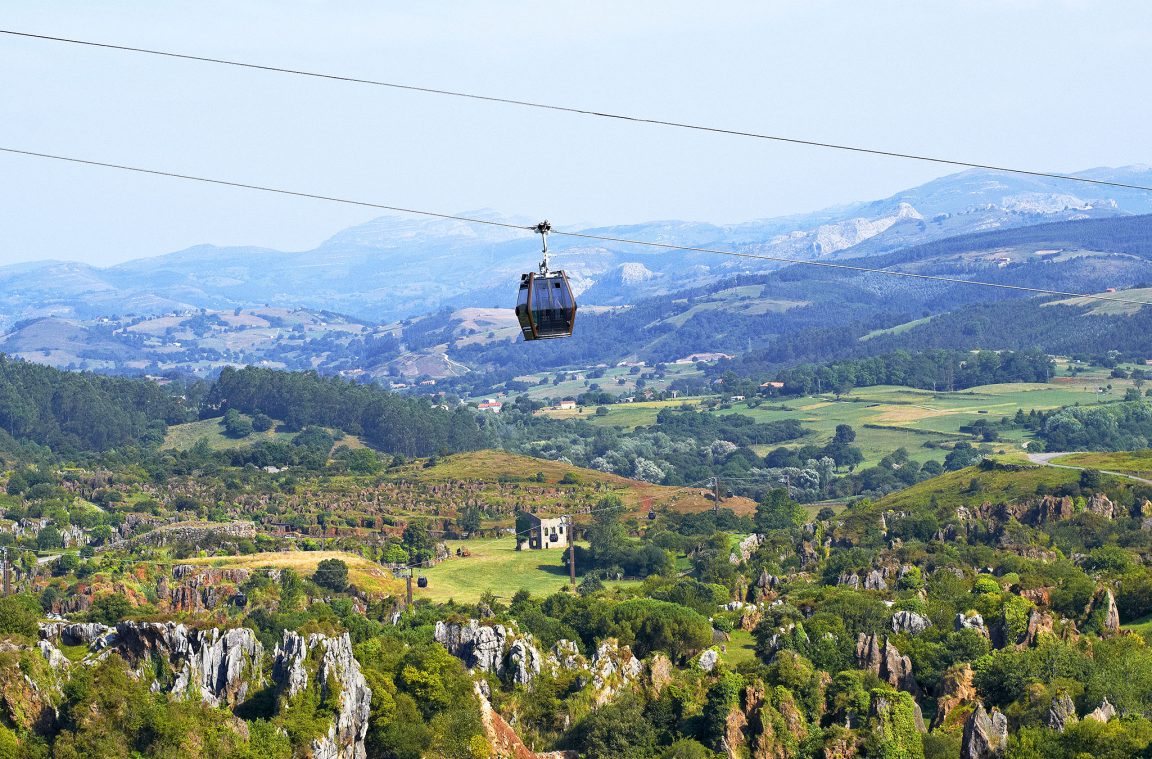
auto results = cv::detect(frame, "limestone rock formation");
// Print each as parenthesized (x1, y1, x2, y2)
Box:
(434, 619, 544, 685)
(932, 663, 977, 729)
(1047, 694, 1077, 732)
(1086, 494, 1116, 519)
(891, 610, 931, 635)
(1086, 697, 1117, 723)
(435, 619, 509, 673)
(114, 622, 263, 708)
(698, 649, 719, 673)
(955, 612, 988, 637)
(273, 631, 372, 759)
(1019, 608, 1054, 647)
(587, 638, 644, 706)
(507, 638, 542, 685)
(547, 639, 586, 671)
(961, 704, 1008, 759)
(856, 633, 920, 697)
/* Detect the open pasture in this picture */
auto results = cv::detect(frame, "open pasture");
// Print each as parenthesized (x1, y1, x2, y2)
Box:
(415, 537, 638, 604)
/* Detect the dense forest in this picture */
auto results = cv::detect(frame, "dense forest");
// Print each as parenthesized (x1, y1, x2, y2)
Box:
(769, 349, 1055, 395)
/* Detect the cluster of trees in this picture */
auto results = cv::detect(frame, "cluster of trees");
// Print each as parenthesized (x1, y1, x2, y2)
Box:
(772, 348, 1054, 396)
(0, 355, 190, 452)
(207, 367, 486, 457)
(1037, 399, 1152, 451)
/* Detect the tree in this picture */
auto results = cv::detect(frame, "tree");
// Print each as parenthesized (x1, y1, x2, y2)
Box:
(222, 409, 254, 439)
(313, 558, 349, 593)
(403, 522, 436, 564)
(834, 424, 857, 444)
(0, 594, 40, 638)
(1080, 468, 1103, 490)
(755, 489, 805, 531)
(456, 506, 482, 536)
(37, 524, 63, 551)
(251, 413, 275, 432)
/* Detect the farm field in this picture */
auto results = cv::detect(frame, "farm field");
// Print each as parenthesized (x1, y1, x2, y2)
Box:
(717, 381, 1130, 469)
(415, 537, 638, 604)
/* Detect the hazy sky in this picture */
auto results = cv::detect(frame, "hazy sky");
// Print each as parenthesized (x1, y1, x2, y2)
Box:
(1, 1, 1150, 267)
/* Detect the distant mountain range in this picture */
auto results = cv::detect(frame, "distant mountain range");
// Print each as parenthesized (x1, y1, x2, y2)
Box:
(2, 166, 1151, 330)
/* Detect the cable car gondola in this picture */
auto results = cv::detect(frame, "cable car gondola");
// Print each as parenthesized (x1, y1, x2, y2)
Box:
(516, 221, 576, 341)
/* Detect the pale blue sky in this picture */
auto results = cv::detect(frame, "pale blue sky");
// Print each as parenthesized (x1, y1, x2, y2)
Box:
(1, 1, 1150, 266)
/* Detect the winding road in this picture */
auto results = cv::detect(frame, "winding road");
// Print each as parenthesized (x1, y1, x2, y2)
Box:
(1026, 452, 1152, 486)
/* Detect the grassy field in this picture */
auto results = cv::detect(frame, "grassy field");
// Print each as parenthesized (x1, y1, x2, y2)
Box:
(723, 629, 759, 667)
(713, 381, 1129, 469)
(1124, 613, 1152, 641)
(539, 397, 705, 430)
(393, 450, 756, 516)
(162, 415, 296, 450)
(163, 415, 366, 452)
(415, 537, 637, 604)
(876, 464, 1082, 511)
(183, 550, 403, 596)
(507, 362, 706, 404)
(1050, 450, 1152, 480)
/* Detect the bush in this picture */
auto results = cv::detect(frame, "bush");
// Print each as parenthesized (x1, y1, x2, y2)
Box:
(0, 594, 40, 638)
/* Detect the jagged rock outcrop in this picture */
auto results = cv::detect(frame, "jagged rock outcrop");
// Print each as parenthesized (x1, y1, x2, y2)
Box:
(37, 640, 69, 671)
(435, 619, 508, 673)
(434, 620, 544, 685)
(698, 649, 720, 673)
(1086, 697, 1117, 723)
(273, 631, 372, 759)
(1086, 494, 1116, 519)
(961, 704, 1008, 759)
(722, 705, 748, 758)
(648, 653, 673, 695)
(57, 622, 115, 648)
(1086, 589, 1121, 634)
(1019, 608, 1054, 647)
(587, 638, 644, 706)
(864, 569, 887, 591)
(1047, 694, 1077, 731)
(955, 612, 988, 637)
(856, 633, 920, 698)
(731, 533, 764, 564)
(547, 639, 586, 671)
(114, 622, 263, 708)
(891, 610, 931, 635)
(932, 664, 977, 729)
(1019, 587, 1051, 606)
(507, 638, 541, 685)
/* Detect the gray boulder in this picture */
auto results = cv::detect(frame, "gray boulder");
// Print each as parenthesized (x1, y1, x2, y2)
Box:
(891, 610, 932, 635)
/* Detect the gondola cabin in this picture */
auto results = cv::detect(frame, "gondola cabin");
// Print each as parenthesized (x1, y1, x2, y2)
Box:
(516, 271, 576, 340)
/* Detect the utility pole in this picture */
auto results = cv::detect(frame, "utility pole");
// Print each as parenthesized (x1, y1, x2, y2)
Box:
(1, 547, 8, 597)
(405, 571, 413, 608)
(568, 515, 576, 588)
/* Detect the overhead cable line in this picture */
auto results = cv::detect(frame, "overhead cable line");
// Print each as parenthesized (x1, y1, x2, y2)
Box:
(2, 145, 1151, 308)
(3, 28, 1152, 194)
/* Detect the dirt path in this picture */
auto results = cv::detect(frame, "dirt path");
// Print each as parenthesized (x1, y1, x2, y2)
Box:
(1026, 452, 1152, 486)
